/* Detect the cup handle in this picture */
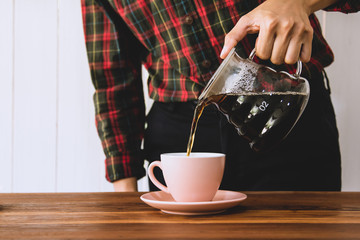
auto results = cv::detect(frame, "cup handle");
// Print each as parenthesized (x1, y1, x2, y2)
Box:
(148, 161, 169, 193)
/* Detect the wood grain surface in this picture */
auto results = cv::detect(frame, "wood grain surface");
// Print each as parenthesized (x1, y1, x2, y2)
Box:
(0, 192, 359, 239)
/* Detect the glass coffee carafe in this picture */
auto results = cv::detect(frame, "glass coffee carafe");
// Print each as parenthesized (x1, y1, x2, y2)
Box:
(187, 48, 310, 154)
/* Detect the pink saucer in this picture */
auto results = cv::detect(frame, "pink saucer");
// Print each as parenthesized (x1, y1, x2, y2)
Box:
(140, 190, 247, 215)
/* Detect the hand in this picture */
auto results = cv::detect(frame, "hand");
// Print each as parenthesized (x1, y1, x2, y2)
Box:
(220, 0, 338, 65)
(113, 177, 138, 192)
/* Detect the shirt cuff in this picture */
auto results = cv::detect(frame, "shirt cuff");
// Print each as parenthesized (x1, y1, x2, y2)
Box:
(105, 151, 146, 182)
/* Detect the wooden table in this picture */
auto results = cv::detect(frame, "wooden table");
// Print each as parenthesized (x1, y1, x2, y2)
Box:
(0, 192, 360, 239)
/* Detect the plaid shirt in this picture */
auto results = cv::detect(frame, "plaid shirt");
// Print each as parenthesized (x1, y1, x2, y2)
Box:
(81, 0, 359, 183)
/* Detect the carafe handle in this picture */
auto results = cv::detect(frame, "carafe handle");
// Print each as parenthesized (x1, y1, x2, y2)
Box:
(248, 48, 302, 78)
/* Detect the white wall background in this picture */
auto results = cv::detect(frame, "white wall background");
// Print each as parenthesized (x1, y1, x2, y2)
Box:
(0, 1, 359, 193)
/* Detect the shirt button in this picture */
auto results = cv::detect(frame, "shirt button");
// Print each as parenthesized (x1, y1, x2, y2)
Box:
(184, 15, 193, 25)
(201, 60, 211, 69)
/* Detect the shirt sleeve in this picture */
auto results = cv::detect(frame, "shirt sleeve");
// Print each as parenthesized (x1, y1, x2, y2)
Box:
(324, 0, 360, 13)
(81, 0, 146, 182)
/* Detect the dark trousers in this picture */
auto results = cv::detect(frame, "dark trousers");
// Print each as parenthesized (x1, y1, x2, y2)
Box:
(144, 71, 341, 191)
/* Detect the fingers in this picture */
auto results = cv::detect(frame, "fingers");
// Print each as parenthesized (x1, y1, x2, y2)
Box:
(298, 25, 313, 63)
(220, 15, 256, 59)
(256, 19, 313, 65)
(284, 22, 313, 64)
(284, 39, 302, 65)
(256, 15, 278, 62)
(221, 17, 313, 64)
(220, 35, 238, 59)
(258, 18, 294, 65)
(220, 0, 314, 65)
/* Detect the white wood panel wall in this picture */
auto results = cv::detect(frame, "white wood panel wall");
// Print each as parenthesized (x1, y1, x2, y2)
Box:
(13, 0, 58, 192)
(0, 1, 358, 193)
(57, 0, 107, 192)
(0, 0, 13, 193)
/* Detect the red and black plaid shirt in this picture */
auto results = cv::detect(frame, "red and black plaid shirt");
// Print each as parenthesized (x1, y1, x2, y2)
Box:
(81, 0, 359, 182)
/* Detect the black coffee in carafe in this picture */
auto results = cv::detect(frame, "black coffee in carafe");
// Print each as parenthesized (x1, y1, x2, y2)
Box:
(187, 91, 307, 155)
(186, 48, 310, 156)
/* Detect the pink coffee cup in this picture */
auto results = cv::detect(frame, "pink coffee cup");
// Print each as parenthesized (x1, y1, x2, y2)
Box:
(148, 152, 225, 202)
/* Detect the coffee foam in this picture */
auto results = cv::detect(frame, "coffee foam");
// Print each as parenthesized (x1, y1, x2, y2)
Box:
(220, 59, 259, 94)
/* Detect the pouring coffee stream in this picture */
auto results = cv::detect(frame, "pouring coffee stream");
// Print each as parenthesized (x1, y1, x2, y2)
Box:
(186, 48, 310, 156)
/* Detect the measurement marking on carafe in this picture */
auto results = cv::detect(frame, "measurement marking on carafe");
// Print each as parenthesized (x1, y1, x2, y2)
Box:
(259, 101, 269, 111)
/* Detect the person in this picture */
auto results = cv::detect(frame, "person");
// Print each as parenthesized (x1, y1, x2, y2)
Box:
(81, 0, 359, 192)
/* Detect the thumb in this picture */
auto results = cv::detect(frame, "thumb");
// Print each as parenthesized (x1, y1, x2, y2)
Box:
(220, 15, 256, 59)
